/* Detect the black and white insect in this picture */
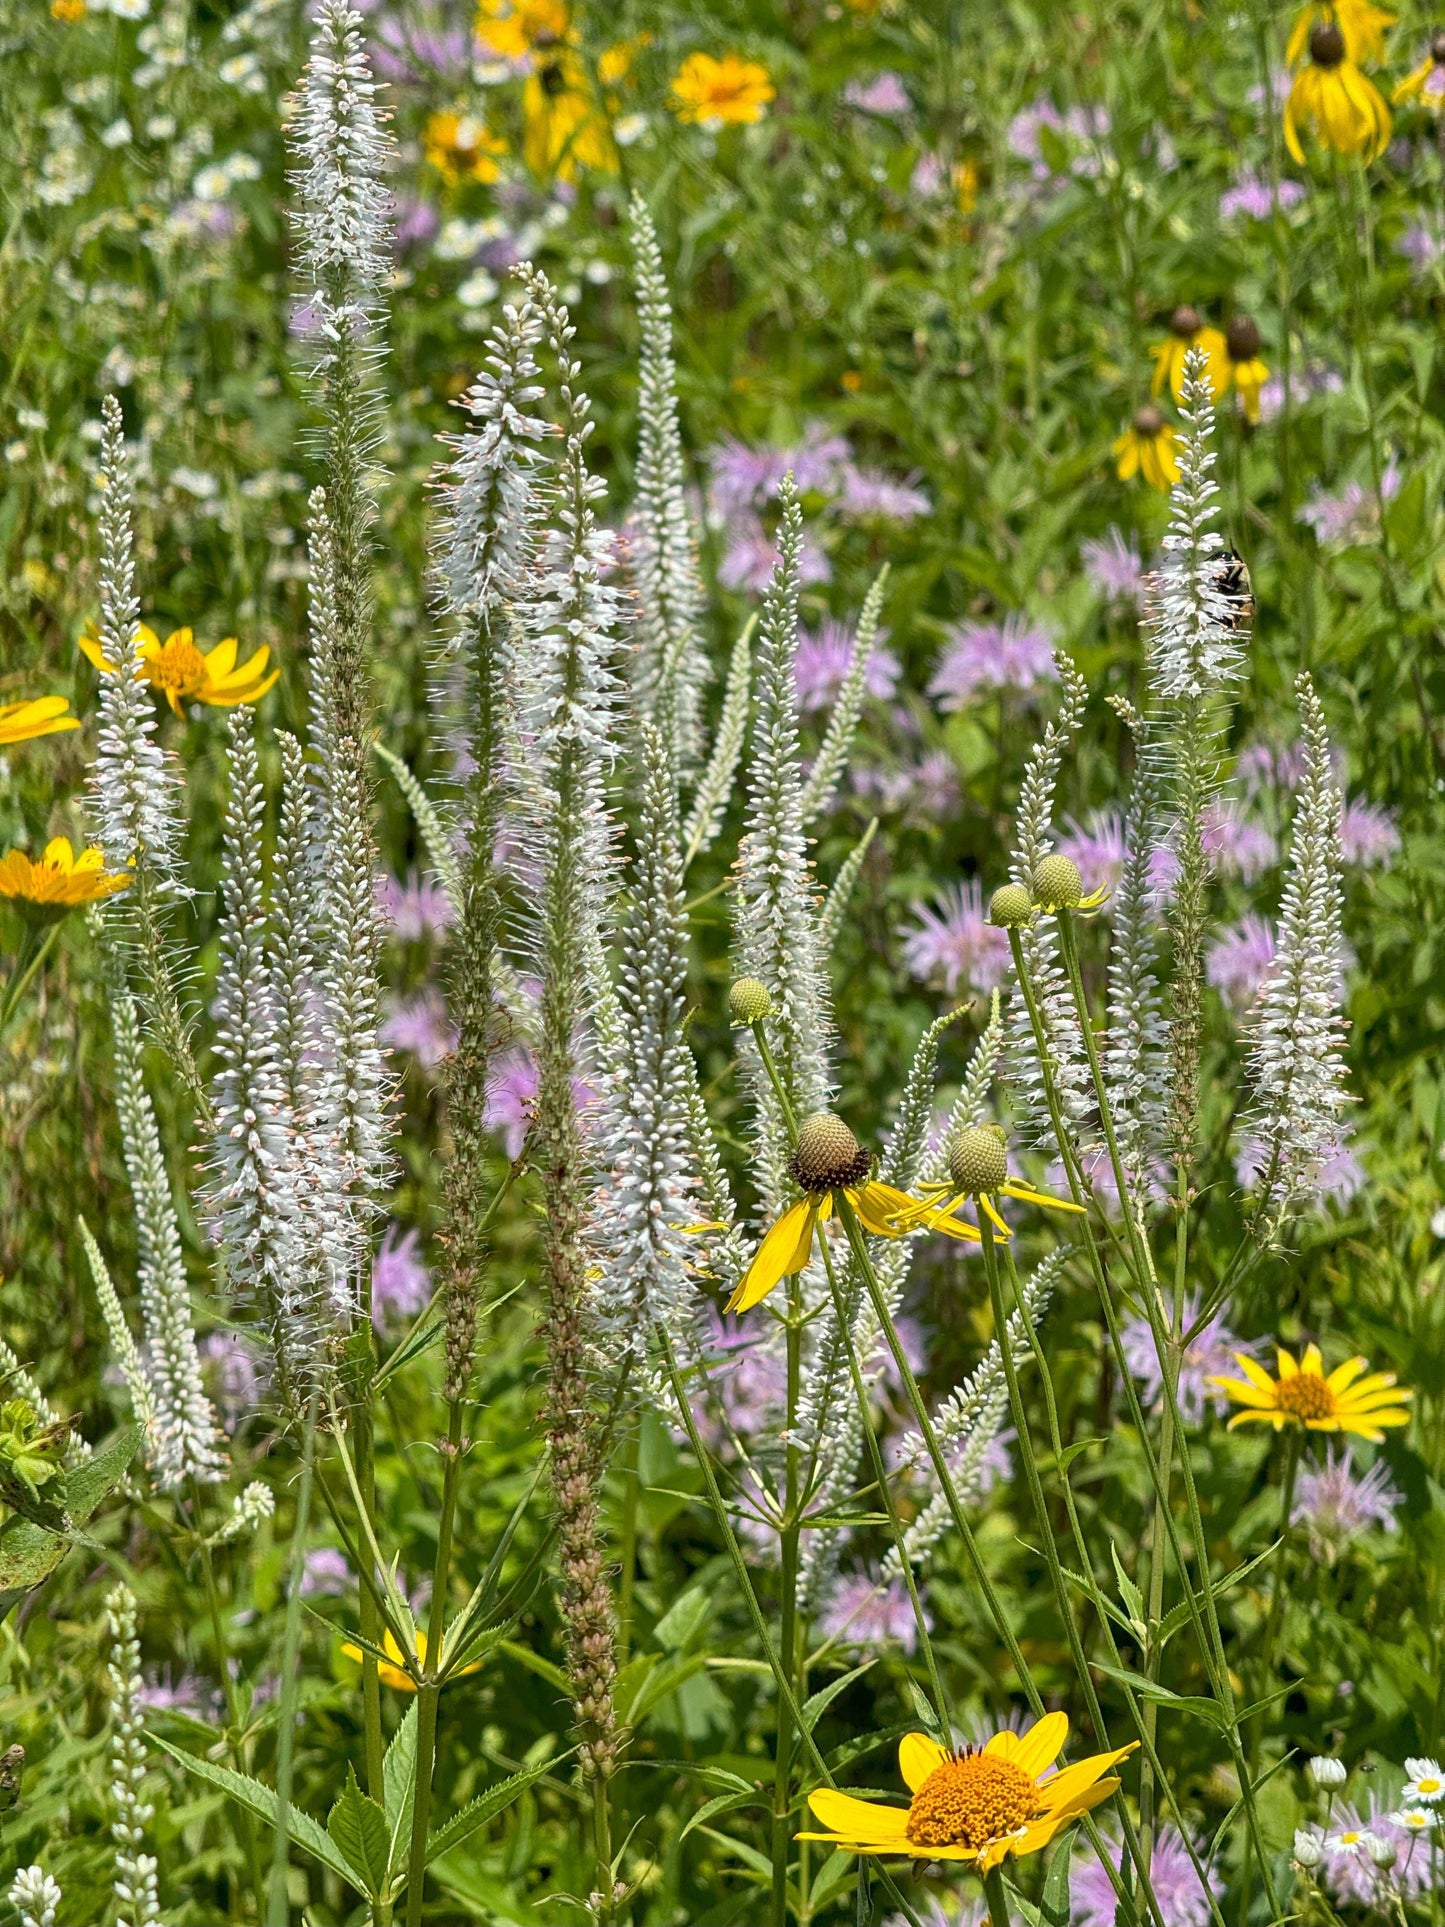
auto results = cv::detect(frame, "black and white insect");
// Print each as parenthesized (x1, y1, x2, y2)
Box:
(1214, 549, 1254, 633)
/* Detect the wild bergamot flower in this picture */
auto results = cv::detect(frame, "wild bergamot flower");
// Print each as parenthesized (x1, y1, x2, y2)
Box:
(908, 1125, 1087, 1239)
(725, 1111, 980, 1315)
(1209, 1343, 1412, 1442)
(798, 1717, 1136, 1869)
(81, 623, 280, 713)
(670, 52, 775, 127)
(1152, 305, 1230, 402)
(0, 696, 79, 746)
(1285, 22, 1392, 162)
(0, 838, 131, 920)
(1113, 407, 1179, 490)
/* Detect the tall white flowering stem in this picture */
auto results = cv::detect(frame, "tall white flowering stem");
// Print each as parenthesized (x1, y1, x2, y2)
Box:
(265, 1398, 321, 1927)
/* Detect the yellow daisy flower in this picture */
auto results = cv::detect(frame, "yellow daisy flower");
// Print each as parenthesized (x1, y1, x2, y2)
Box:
(725, 1111, 980, 1316)
(1287, 0, 1395, 68)
(0, 838, 131, 921)
(1285, 23, 1392, 161)
(1225, 315, 1270, 425)
(1113, 407, 1179, 490)
(1209, 1343, 1412, 1442)
(798, 1717, 1137, 1870)
(341, 1626, 483, 1692)
(523, 46, 623, 178)
(80, 624, 280, 715)
(670, 51, 775, 128)
(1394, 34, 1445, 108)
(423, 110, 507, 185)
(474, 0, 569, 60)
(0, 696, 79, 747)
(1152, 305, 1230, 403)
(908, 1125, 1086, 1240)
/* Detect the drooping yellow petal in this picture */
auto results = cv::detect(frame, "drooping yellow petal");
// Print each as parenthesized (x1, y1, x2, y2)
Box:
(898, 1732, 947, 1792)
(725, 1200, 817, 1314)
(803, 1789, 910, 1845)
(980, 1194, 1012, 1236)
(206, 636, 241, 678)
(850, 1183, 914, 1238)
(0, 696, 80, 745)
(1001, 1181, 1087, 1214)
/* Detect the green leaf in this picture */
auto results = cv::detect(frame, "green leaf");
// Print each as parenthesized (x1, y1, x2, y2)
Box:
(802, 1661, 874, 1735)
(1110, 1543, 1146, 1633)
(1039, 1828, 1075, 1926)
(383, 1702, 418, 1880)
(653, 1583, 711, 1652)
(679, 1786, 768, 1843)
(498, 1637, 569, 1694)
(1154, 1539, 1282, 1648)
(153, 1738, 356, 1888)
(0, 1427, 137, 1616)
(1091, 1664, 1229, 1729)
(425, 1756, 560, 1866)
(1052, 1436, 1106, 1475)
(328, 1766, 389, 1899)
(696, 1824, 774, 1880)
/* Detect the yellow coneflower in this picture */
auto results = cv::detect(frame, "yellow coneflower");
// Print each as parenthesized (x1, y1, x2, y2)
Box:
(474, 0, 569, 60)
(341, 1627, 483, 1693)
(523, 45, 629, 178)
(798, 1717, 1137, 1870)
(1285, 21, 1392, 161)
(0, 696, 79, 747)
(422, 110, 507, 185)
(1225, 314, 1271, 424)
(1209, 1343, 1412, 1442)
(725, 1111, 981, 1316)
(1113, 406, 1180, 490)
(1287, 0, 1395, 67)
(0, 838, 131, 921)
(80, 624, 280, 714)
(1152, 305, 1230, 403)
(669, 51, 775, 128)
(1394, 32, 1445, 109)
(907, 1125, 1086, 1240)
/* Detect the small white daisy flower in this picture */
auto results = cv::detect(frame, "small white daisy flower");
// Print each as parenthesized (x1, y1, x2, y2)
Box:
(1393, 1808, 1438, 1834)
(1404, 1758, 1445, 1804)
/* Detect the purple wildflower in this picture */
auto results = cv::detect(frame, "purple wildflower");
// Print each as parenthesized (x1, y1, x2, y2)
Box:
(838, 465, 931, 521)
(381, 989, 456, 1069)
(1293, 1446, 1402, 1558)
(1323, 1802, 1432, 1903)
(1298, 463, 1402, 546)
(1202, 800, 1276, 880)
(702, 1313, 788, 1449)
(1234, 1130, 1364, 1204)
(371, 1224, 431, 1330)
(1207, 914, 1277, 1013)
(794, 619, 901, 713)
(1121, 1291, 1250, 1425)
(929, 615, 1056, 708)
(199, 1330, 264, 1428)
(884, 1896, 984, 1927)
(1398, 223, 1442, 272)
(483, 1046, 597, 1158)
(299, 1546, 353, 1596)
(707, 440, 793, 520)
(718, 512, 831, 594)
(842, 71, 911, 115)
(901, 881, 1012, 997)
(1220, 172, 1306, 220)
(904, 749, 963, 821)
(1074, 1825, 1221, 1927)
(1081, 527, 1147, 605)
(393, 195, 439, 253)
(137, 1671, 213, 1718)
(1338, 799, 1399, 867)
(1057, 810, 1128, 894)
(375, 869, 454, 941)
(819, 1572, 928, 1654)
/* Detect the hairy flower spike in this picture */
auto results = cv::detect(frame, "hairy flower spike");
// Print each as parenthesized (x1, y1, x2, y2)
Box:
(1246, 673, 1349, 1229)
(1103, 700, 1168, 1197)
(105, 1585, 161, 1927)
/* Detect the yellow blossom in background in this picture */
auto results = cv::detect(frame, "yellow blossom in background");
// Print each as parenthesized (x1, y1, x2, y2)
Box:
(1285, 21, 1392, 160)
(1225, 314, 1271, 423)
(1209, 1343, 1413, 1442)
(0, 697, 79, 747)
(423, 110, 507, 184)
(798, 1718, 1137, 1869)
(0, 838, 130, 920)
(670, 51, 774, 128)
(20, 560, 58, 599)
(1152, 305, 1229, 402)
(1287, 0, 1394, 67)
(952, 157, 979, 213)
(80, 624, 280, 714)
(1113, 406, 1179, 490)
(50, 0, 86, 20)
(474, 0, 569, 60)
(341, 1626, 483, 1692)
(524, 48, 620, 178)
(1394, 33, 1445, 108)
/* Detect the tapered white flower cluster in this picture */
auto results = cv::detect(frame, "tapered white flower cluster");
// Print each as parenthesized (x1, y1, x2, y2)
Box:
(682, 617, 751, 869)
(105, 1584, 162, 1927)
(800, 569, 886, 825)
(103, 967, 224, 1488)
(89, 396, 183, 888)
(734, 482, 835, 1205)
(1104, 702, 1167, 1199)
(8, 1867, 62, 1927)
(590, 724, 708, 1383)
(1247, 673, 1349, 1226)
(629, 196, 709, 774)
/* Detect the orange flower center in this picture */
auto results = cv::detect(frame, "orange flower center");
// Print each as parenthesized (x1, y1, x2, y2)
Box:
(1275, 1371, 1336, 1422)
(905, 1750, 1043, 1852)
(150, 636, 207, 697)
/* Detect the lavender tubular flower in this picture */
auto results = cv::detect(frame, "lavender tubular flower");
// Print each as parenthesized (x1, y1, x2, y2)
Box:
(1245, 672, 1349, 1230)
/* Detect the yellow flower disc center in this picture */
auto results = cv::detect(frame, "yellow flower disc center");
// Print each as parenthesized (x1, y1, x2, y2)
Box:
(905, 1751, 1044, 1852)
(1274, 1371, 1336, 1422)
(151, 636, 207, 697)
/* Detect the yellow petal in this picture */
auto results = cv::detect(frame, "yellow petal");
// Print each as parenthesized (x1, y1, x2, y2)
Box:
(1233, 1354, 1279, 1393)
(1299, 1343, 1323, 1378)
(984, 1729, 1021, 1763)
(1014, 1710, 1069, 1779)
(206, 636, 241, 676)
(1276, 1346, 1300, 1380)
(725, 1201, 817, 1314)
(804, 1789, 910, 1845)
(899, 1732, 947, 1792)
(1002, 1182, 1086, 1214)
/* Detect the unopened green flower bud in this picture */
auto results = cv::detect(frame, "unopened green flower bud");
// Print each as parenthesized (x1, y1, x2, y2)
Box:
(1031, 853, 1084, 910)
(1362, 1832, 1397, 1872)
(1293, 1830, 1323, 1871)
(948, 1124, 1009, 1196)
(989, 882, 1033, 928)
(729, 977, 774, 1026)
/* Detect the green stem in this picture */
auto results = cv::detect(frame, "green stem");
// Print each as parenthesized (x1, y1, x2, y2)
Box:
(193, 1486, 268, 1914)
(750, 1018, 799, 1137)
(266, 1400, 320, 1927)
(982, 1864, 1013, 1927)
(616, 1419, 640, 1666)
(771, 1292, 802, 1927)
(404, 1400, 466, 1927)
(0, 922, 60, 1041)
(352, 1390, 386, 1804)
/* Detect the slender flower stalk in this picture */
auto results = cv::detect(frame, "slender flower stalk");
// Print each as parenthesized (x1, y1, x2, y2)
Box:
(682, 616, 752, 869)
(799, 568, 887, 825)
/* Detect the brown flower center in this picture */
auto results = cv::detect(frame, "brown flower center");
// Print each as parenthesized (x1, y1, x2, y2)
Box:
(150, 636, 207, 697)
(905, 1750, 1044, 1852)
(1309, 21, 1346, 66)
(1275, 1370, 1336, 1422)
(1169, 303, 1202, 339)
(1132, 405, 1165, 438)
